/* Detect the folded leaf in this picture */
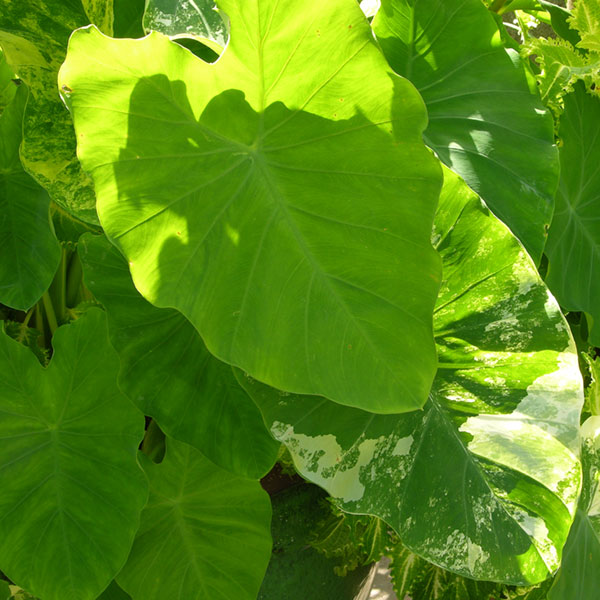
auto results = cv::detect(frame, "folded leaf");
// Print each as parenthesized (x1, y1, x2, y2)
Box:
(59, 0, 443, 413)
(0, 83, 61, 310)
(238, 167, 584, 584)
(0, 309, 148, 600)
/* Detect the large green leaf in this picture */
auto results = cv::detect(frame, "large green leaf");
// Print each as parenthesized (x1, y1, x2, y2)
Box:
(0, 309, 147, 600)
(116, 438, 272, 600)
(238, 167, 584, 585)
(0, 0, 108, 223)
(372, 0, 559, 261)
(0, 83, 61, 310)
(545, 84, 600, 346)
(547, 416, 600, 600)
(79, 233, 279, 478)
(59, 0, 443, 413)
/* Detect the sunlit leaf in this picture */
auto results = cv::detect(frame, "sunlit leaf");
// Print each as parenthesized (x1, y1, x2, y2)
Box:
(373, 0, 559, 261)
(238, 167, 584, 584)
(59, 0, 443, 413)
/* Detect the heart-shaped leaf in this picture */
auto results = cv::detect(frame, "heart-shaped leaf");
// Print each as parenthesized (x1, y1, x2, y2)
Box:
(545, 84, 600, 346)
(59, 0, 443, 413)
(238, 167, 584, 585)
(0, 309, 147, 600)
(79, 233, 279, 479)
(0, 83, 60, 310)
(372, 0, 559, 261)
(117, 437, 272, 600)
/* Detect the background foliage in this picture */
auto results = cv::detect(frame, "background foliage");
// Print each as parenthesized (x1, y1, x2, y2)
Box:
(0, 0, 599, 599)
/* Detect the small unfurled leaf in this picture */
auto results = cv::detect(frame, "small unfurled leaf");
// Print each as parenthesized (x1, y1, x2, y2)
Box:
(311, 506, 391, 575)
(116, 437, 272, 600)
(388, 545, 502, 600)
(0, 309, 148, 600)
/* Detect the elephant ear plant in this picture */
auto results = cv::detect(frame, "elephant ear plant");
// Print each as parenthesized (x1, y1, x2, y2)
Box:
(0, 0, 598, 599)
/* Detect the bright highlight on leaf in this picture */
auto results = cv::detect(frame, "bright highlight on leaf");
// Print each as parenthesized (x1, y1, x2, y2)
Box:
(0, 310, 147, 600)
(59, 0, 443, 413)
(373, 0, 559, 262)
(238, 168, 584, 584)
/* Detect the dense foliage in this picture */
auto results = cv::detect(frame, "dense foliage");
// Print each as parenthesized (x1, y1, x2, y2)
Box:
(0, 0, 599, 598)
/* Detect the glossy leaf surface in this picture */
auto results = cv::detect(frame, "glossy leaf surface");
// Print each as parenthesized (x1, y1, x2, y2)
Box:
(79, 233, 279, 478)
(0, 0, 104, 223)
(373, 0, 559, 261)
(0, 84, 60, 310)
(0, 309, 147, 600)
(239, 168, 584, 584)
(59, 0, 443, 413)
(117, 438, 272, 600)
(545, 84, 600, 346)
(548, 416, 600, 600)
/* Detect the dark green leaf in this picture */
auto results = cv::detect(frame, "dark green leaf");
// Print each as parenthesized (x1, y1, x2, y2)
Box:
(545, 84, 600, 346)
(97, 581, 131, 600)
(59, 0, 443, 413)
(0, 309, 148, 600)
(0, 84, 61, 310)
(79, 233, 279, 478)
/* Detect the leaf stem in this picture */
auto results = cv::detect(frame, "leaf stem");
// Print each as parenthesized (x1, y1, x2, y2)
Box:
(489, 0, 509, 12)
(66, 252, 83, 308)
(41, 291, 59, 335)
